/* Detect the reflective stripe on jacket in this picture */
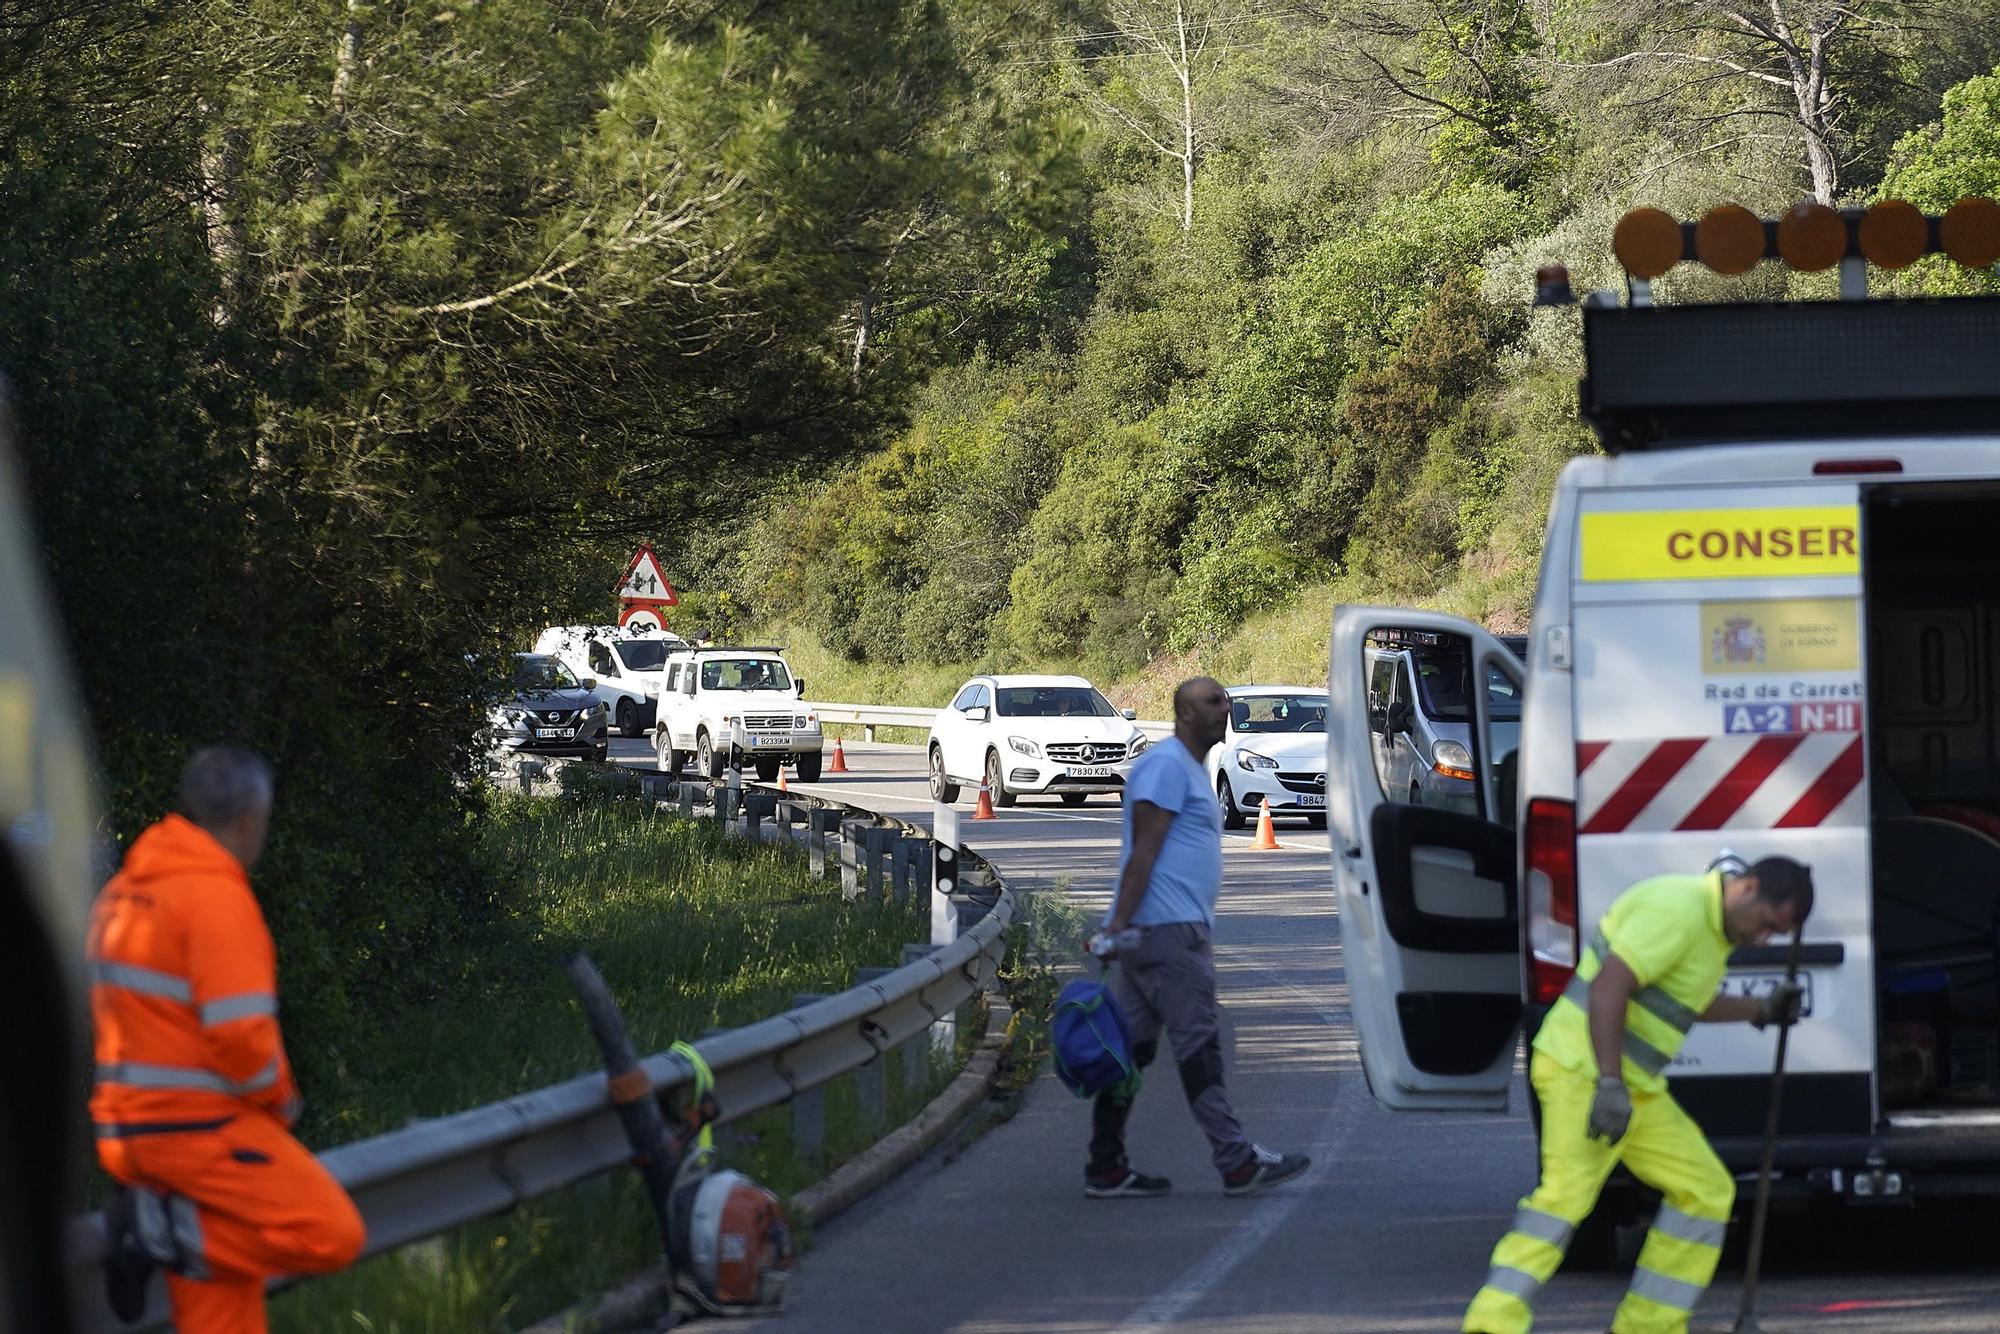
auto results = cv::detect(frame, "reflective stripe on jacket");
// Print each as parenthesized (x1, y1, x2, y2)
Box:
(88, 814, 301, 1131)
(1531, 870, 1732, 1092)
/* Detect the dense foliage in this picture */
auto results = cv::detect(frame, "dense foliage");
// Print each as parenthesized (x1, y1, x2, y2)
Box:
(724, 1, 2000, 679)
(12, 1, 2000, 1114)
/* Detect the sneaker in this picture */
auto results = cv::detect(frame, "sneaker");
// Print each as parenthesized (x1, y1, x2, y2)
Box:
(1222, 1145, 1310, 1196)
(103, 1189, 158, 1321)
(1085, 1168, 1172, 1199)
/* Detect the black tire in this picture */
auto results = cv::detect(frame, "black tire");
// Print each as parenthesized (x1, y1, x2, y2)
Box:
(929, 747, 960, 803)
(1060, 792, 1087, 806)
(588, 739, 608, 764)
(754, 756, 781, 783)
(1307, 813, 1327, 829)
(796, 750, 823, 783)
(699, 730, 725, 780)
(616, 698, 640, 738)
(1218, 774, 1246, 830)
(985, 750, 1016, 808)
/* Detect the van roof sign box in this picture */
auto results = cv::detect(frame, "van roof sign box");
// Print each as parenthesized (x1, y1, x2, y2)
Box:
(1582, 295, 2000, 452)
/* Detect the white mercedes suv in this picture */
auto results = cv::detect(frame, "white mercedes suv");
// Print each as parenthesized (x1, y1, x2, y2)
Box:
(1204, 685, 1330, 829)
(927, 674, 1150, 806)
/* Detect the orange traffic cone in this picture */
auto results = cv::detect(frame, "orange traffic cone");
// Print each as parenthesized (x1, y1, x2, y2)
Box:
(973, 779, 997, 821)
(777, 768, 788, 793)
(1251, 797, 1279, 850)
(829, 736, 850, 773)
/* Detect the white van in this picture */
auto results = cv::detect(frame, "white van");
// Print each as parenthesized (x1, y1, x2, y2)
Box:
(1327, 279, 2000, 1227)
(532, 624, 685, 737)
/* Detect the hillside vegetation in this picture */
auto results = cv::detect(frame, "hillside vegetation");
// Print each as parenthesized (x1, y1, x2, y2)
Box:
(713, 2, 2000, 693)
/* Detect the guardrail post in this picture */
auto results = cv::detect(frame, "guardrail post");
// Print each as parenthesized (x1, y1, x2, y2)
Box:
(789, 994, 830, 1169)
(808, 807, 839, 877)
(889, 836, 916, 903)
(839, 820, 867, 901)
(744, 792, 772, 843)
(899, 943, 940, 1097)
(776, 799, 799, 844)
(852, 967, 893, 1131)
(563, 954, 680, 1291)
(863, 724, 877, 742)
(862, 826, 892, 900)
(678, 779, 697, 818)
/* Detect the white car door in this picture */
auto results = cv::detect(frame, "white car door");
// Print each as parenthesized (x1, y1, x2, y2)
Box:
(951, 683, 994, 780)
(1329, 606, 1526, 1111)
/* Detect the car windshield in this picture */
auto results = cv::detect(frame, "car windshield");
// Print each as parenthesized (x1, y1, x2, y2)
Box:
(700, 657, 792, 691)
(513, 655, 579, 692)
(993, 686, 1117, 718)
(1230, 693, 1328, 733)
(1412, 653, 1521, 722)
(613, 640, 670, 671)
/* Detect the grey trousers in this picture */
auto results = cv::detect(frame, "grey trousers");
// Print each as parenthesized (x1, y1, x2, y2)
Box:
(1090, 920, 1255, 1177)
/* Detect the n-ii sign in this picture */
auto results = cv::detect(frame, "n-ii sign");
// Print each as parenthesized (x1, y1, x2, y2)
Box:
(616, 544, 678, 633)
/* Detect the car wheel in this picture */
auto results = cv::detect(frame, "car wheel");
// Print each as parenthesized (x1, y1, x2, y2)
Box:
(1217, 774, 1246, 830)
(616, 698, 640, 738)
(929, 747, 961, 803)
(699, 731, 725, 780)
(754, 756, 781, 783)
(659, 734, 685, 776)
(984, 750, 1016, 808)
(795, 750, 822, 783)
(1307, 813, 1328, 829)
(1409, 781, 1422, 807)
(1060, 792, 1086, 807)
(590, 738, 609, 764)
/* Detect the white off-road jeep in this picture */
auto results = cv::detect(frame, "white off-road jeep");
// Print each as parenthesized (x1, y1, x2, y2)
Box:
(653, 646, 823, 782)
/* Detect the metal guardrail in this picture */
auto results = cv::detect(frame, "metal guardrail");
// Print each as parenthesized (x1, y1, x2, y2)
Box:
(69, 773, 1011, 1332)
(811, 700, 1173, 741)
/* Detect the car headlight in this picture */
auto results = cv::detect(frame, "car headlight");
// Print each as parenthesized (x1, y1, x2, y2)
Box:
(1008, 735, 1040, 757)
(589, 702, 608, 718)
(1129, 733, 1150, 756)
(1237, 749, 1278, 772)
(1432, 739, 1476, 780)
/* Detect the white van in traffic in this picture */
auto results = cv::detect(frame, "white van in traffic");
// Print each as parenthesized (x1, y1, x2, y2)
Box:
(1327, 244, 2000, 1228)
(533, 624, 685, 737)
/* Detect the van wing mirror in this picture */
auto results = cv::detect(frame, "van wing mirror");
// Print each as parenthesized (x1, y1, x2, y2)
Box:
(795, 678, 806, 697)
(1386, 700, 1414, 734)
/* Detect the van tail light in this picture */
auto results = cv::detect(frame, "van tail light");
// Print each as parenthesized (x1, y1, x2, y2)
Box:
(1524, 798, 1578, 1006)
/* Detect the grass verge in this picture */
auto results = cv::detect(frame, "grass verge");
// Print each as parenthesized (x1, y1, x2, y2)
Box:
(269, 783, 962, 1332)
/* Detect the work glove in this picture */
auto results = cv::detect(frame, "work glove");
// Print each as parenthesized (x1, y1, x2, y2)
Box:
(1587, 1076, 1632, 1143)
(1086, 927, 1142, 962)
(1754, 981, 1805, 1030)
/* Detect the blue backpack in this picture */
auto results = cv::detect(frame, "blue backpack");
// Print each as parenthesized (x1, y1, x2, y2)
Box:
(1051, 978, 1140, 1099)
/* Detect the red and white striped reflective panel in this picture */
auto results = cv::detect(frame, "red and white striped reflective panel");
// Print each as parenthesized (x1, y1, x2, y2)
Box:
(1576, 734, 1865, 836)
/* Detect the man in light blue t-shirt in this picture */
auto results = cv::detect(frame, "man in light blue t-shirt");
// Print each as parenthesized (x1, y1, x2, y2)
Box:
(1083, 677, 1310, 1199)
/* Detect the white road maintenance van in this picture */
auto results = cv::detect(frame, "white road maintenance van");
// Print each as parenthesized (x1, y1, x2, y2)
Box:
(1328, 200, 2000, 1230)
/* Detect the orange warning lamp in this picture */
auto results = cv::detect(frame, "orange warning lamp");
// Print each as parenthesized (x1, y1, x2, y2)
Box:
(1941, 196, 2000, 269)
(1695, 204, 1765, 275)
(1857, 199, 1927, 269)
(1775, 202, 1845, 272)
(1612, 207, 1683, 279)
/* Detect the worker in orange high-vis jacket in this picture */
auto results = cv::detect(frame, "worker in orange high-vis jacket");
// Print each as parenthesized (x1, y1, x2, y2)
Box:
(90, 746, 364, 1330)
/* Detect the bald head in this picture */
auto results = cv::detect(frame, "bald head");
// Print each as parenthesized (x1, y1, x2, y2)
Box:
(1173, 677, 1230, 753)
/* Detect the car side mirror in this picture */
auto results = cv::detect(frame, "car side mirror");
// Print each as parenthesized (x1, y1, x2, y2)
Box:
(1386, 700, 1413, 735)
(795, 678, 806, 697)
(1121, 707, 1137, 720)
(582, 678, 597, 691)
(966, 706, 990, 723)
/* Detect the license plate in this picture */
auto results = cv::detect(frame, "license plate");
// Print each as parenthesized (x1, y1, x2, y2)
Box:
(534, 728, 575, 739)
(1722, 971, 1814, 1016)
(749, 734, 789, 748)
(1298, 793, 1326, 808)
(1067, 765, 1114, 778)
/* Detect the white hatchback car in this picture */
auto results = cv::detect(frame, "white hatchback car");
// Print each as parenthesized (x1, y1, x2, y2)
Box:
(927, 675, 1150, 806)
(1204, 686, 1330, 829)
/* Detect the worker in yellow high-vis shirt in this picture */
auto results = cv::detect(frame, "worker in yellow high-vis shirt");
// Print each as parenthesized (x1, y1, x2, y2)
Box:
(1463, 856, 1813, 1334)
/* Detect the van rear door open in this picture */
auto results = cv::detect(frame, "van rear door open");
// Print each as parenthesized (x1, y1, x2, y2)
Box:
(1568, 481, 1874, 1139)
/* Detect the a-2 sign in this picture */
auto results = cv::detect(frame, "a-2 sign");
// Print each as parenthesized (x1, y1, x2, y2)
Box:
(616, 544, 679, 605)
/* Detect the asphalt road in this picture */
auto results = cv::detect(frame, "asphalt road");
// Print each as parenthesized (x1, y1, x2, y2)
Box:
(610, 737, 2000, 1333)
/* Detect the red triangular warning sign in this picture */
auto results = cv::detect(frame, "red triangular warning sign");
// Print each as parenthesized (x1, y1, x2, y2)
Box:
(614, 543, 679, 605)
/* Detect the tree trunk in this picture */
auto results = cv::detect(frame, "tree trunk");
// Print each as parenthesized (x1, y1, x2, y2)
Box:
(197, 107, 247, 325)
(852, 287, 873, 386)
(1176, 0, 1195, 231)
(331, 0, 362, 115)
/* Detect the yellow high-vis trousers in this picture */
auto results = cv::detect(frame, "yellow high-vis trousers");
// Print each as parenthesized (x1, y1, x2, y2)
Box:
(1462, 1051, 1734, 1334)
